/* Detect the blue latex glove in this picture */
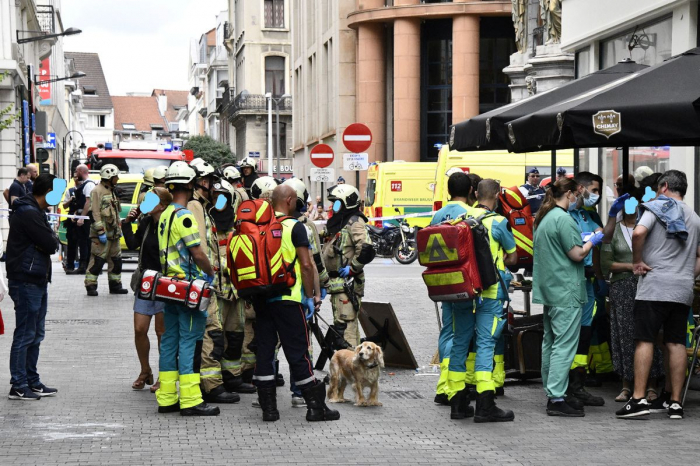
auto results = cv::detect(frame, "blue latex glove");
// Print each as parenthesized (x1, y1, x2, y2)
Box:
(320, 288, 328, 300)
(202, 273, 214, 285)
(98, 233, 107, 244)
(596, 279, 609, 298)
(582, 231, 604, 247)
(608, 193, 630, 217)
(338, 266, 353, 278)
(302, 297, 316, 320)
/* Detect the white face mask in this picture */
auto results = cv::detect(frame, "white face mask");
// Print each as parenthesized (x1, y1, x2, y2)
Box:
(567, 194, 578, 212)
(584, 192, 600, 207)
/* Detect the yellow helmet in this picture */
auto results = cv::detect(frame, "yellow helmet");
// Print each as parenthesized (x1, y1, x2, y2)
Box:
(143, 168, 155, 187)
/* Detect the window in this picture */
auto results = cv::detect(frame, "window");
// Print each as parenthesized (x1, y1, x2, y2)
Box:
(83, 85, 97, 95)
(265, 56, 285, 96)
(150, 124, 164, 131)
(264, 0, 284, 28)
(122, 123, 136, 130)
(600, 16, 672, 69)
(575, 47, 591, 78)
(479, 17, 516, 114)
(92, 114, 106, 128)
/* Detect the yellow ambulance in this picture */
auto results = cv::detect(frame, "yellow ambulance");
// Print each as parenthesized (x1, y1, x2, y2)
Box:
(365, 161, 437, 227)
(431, 146, 574, 210)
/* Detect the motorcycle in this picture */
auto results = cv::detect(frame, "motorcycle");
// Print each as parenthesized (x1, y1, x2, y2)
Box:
(366, 208, 418, 265)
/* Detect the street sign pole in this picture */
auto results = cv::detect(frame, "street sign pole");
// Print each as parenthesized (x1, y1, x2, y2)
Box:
(266, 93, 273, 176)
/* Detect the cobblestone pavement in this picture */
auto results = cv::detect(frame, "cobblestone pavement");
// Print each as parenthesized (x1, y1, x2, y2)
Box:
(0, 258, 697, 465)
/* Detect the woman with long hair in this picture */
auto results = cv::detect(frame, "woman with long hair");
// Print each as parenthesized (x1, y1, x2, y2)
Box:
(532, 178, 604, 417)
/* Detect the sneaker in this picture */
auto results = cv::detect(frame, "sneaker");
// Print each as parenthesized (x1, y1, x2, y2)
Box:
(30, 383, 58, 397)
(8, 387, 41, 401)
(667, 401, 684, 420)
(648, 390, 670, 413)
(615, 398, 651, 419)
(546, 399, 584, 417)
(291, 395, 307, 408)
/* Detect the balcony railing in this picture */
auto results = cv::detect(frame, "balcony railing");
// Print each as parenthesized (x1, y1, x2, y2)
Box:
(226, 92, 292, 121)
(36, 5, 55, 34)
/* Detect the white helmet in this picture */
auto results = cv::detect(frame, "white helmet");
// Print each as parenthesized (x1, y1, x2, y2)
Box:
(328, 184, 360, 210)
(223, 165, 241, 181)
(143, 168, 155, 187)
(165, 161, 197, 186)
(239, 157, 257, 170)
(250, 176, 278, 200)
(282, 178, 308, 205)
(190, 158, 216, 178)
(100, 164, 119, 180)
(153, 165, 168, 182)
(212, 179, 236, 197)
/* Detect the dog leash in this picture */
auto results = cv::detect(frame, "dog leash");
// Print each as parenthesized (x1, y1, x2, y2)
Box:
(314, 313, 355, 350)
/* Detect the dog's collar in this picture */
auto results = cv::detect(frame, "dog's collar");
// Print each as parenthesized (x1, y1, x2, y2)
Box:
(366, 363, 379, 369)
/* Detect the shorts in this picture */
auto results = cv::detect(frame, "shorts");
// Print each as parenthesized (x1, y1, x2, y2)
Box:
(133, 297, 165, 316)
(633, 300, 689, 345)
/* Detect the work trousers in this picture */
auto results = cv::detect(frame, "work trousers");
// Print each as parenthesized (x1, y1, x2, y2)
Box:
(572, 278, 595, 370)
(542, 305, 582, 399)
(331, 292, 361, 348)
(219, 296, 246, 383)
(85, 238, 122, 286)
(199, 294, 227, 394)
(252, 300, 315, 390)
(240, 299, 257, 372)
(436, 303, 454, 396)
(156, 303, 207, 408)
(65, 221, 78, 269)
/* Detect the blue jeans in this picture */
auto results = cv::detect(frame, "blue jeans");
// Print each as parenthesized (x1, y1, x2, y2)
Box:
(9, 280, 48, 389)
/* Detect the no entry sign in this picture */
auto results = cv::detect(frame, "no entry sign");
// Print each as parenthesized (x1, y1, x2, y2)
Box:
(309, 144, 334, 168)
(342, 123, 372, 153)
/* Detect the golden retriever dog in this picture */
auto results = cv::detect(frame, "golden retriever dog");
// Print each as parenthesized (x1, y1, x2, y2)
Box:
(327, 341, 384, 407)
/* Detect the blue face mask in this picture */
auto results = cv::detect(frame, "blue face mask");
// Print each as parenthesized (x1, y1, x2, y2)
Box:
(332, 200, 342, 213)
(584, 192, 600, 207)
(567, 195, 578, 212)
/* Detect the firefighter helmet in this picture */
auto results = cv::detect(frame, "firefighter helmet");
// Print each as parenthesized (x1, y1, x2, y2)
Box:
(250, 176, 278, 200)
(153, 165, 168, 182)
(328, 184, 360, 210)
(239, 157, 257, 170)
(282, 178, 309, 205)
(190, 158, 216, 178)
(212, 179, 236, 197)
(100, 164, 119, 180)
(143, 168, 155, 187)
(222, 165, 241, 181)
(165, 161, 197, 186)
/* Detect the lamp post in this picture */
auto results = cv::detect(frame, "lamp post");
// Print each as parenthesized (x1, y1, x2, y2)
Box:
(265, 92, 273, 176)
(63, 130, 85, 177)
(16, 27, 82, 44)
(34, 71, 86, 85)
(266, 93, 291, 177)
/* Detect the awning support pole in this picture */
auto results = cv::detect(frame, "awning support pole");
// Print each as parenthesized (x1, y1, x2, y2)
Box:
(622, 146, 630, 192)
(551, 149, 557, 185)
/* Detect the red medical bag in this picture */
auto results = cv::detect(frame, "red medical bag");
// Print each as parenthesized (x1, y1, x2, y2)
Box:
(139, 270, 212, 311)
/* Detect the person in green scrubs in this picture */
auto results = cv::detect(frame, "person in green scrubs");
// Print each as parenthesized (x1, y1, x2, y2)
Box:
(532, 178, 604, 417)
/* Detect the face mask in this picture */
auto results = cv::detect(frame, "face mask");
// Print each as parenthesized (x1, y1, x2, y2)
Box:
(332, 200, 342, 213)
(584, 192, 600, 207)
(567, 194, 578, 212)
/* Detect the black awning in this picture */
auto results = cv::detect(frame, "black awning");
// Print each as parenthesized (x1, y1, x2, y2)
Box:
(507, 48, 700, 152)
(449, 60, 648, 152)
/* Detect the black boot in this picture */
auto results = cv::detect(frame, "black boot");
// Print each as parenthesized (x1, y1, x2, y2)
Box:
(434, 394, 450, 406)
(108, 281, 129, 295)
(450, 388, 474, 420)
(180, 402, 220, 416)
(86, 284, 98, 297)
(203, 385, 240, 404)
(301, 382, 340, 422)
(275, 360, 285, 387)
(225, 375, 256, 394)
(474, 390, 514, 423)
(257, 386, 280, 422)
(466, 384, 477, 401)
(569, 368, 605, 406)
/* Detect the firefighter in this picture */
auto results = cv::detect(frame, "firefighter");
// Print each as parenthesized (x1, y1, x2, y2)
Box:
(188, 158, 240, 404)
(137, 168, 155, 205)
(322, 184, 373, 348)
(209, 177, 256, 394)
(283, 178, 329, 406)
(84, 164, 128, 296)
(253, 184, 338, 422)
(152, 165, 167, 188)
(239, 157, 259, 196)
(468, 179, 517, 422)
(155, 161, 219, 416)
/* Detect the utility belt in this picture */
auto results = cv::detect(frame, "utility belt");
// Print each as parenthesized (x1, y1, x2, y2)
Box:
(139, 270, 212, 311)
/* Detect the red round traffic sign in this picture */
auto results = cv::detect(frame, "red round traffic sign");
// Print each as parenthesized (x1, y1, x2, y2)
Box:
(342, 123, 372, 153)
(309, 144, 334, 168)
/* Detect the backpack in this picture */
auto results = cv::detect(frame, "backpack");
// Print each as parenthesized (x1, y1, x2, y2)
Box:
(498, 186, 534, 271)
(227, 199, 296, 298)
(417, 213, 498, 302)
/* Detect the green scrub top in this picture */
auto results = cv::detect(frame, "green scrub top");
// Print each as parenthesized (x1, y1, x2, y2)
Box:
(532, 206, 586, 306)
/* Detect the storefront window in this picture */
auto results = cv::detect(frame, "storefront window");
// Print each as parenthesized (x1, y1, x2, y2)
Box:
(600, 16, 672, 68)
(575, 47, 590, 78)
(600, 146, 671, 203)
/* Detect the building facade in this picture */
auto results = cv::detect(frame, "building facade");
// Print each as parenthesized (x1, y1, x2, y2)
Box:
(292, 0, 515, 196)
(561, 0, 699, 211)
(224, 0, 293, 176)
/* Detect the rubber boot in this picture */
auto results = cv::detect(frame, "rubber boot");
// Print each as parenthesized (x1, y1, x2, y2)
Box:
(85, 284, 98, 297)
(179, 373, 219, 416)
(257, 386, 280, 422)
(474, 390, 514, 423)
(301, 382, 340, 422)
(450, 388, 474, 420)
(569, 368, 605, 406)
(225, 375, 256, 394)
(275, 360, 285, 387)
(108, 280, 129, 295)
(203, 384, 240, 404)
